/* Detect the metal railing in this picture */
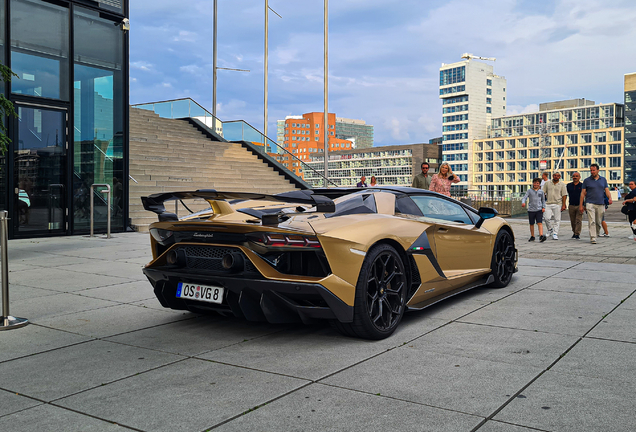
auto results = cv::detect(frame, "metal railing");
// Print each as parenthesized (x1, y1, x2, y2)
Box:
(451, 189, 523, 217)
(90, 184, 111, 238)
(131, 98, 337, 187)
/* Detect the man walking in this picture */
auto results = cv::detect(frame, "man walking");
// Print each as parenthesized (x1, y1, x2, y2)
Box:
(579, 163, 612, 244)
(412, 162, 432, 190)
(566, 172, 583, 239)
(356, 176, 368, 187)
(542, 171, 567, 239)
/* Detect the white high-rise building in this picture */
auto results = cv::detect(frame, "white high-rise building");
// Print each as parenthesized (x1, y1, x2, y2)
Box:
(439, 56, 506, 190)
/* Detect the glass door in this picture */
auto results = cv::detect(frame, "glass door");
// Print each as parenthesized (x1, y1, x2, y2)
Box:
(13, 106, 67, 235)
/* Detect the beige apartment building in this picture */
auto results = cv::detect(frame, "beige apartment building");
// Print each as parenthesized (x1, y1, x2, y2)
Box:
(472, 99, 625, 195)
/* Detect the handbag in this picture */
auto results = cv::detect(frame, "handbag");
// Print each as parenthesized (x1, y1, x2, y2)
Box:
(621, 205, 630, 215)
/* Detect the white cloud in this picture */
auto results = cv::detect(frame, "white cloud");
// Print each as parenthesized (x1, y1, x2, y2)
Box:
(172, 30, 197, 43)
(130, 61, 154, 72)
(506, 104, 540, 115)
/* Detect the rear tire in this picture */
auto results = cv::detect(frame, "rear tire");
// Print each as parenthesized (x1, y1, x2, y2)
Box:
(489, 230, 515, 288)
(334, 244, 407, 340)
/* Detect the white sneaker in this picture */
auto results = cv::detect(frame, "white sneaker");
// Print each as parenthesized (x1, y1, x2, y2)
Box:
(552, 233, 558, 240)
(628, 235, 634, 240)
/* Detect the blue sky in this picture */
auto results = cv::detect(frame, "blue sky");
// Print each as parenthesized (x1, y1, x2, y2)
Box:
(130, 0, 636, 146)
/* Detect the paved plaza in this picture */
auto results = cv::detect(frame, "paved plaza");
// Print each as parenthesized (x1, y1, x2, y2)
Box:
(1, 216, 635, 431)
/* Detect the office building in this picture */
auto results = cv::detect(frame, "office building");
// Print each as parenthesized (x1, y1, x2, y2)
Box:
(472, 100, 624, 194)
(303, 143, 442, 188)
(276, 112, 353, 177)
(335, 117, 374, 149)
(439, 56, 507, 190)
(0, 0, 129, 239)
(625, 73, 636, 183)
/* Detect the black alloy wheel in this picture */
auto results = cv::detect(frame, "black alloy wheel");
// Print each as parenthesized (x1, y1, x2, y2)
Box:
(338, 243, 407, 340)
(490, 230, 515, 287)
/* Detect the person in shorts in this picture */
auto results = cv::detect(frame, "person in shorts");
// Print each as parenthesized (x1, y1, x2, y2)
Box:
(522, 177, 547, 242)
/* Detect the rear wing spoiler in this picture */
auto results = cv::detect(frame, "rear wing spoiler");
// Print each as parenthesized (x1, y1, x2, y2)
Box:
(141, 189, 336, 222)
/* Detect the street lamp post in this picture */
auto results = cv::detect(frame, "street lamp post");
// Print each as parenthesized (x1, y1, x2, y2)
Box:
(323, 0, 328, 187)
(213, 0, 218, 117)
(264, 0, 268, 138)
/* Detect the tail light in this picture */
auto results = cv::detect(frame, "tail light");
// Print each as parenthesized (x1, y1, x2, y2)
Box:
(247, 232, 321, 249)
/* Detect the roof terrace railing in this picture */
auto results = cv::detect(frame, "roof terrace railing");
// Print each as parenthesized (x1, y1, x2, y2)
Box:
(132, 98, 336, 187)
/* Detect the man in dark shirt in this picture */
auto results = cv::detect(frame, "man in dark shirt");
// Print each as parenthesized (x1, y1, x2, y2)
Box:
(412, 162, 432, 190)
(579, 164, 612, 244)
(566, 172, 583, 239)
(623, 180, 636, 240)
(356, 176, 368, 187)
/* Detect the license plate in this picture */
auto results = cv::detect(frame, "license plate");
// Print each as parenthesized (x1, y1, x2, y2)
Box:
(176, 282, 224, 304)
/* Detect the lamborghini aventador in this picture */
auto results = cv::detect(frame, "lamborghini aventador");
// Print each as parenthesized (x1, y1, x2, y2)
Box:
(141, 187, 517, 339)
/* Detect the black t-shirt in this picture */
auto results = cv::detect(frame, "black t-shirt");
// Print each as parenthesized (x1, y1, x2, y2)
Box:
(566, 182, 583, 206)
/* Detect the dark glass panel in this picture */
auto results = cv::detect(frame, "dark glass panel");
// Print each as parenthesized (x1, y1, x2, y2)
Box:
(73, 6, 124, 232)
(14, 106, 66, 234)
(10, 0, 69, 100)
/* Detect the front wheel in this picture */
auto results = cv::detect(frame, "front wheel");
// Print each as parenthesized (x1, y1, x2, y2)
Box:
(336, 244, 408, 340)
(489, 230, 515, 287)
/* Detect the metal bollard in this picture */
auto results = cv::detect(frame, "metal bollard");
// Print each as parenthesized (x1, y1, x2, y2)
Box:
(0, 211, 29, 330)
(90, 184, 111, 239)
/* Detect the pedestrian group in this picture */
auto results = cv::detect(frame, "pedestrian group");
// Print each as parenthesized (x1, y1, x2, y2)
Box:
(357, 161, 636, 242)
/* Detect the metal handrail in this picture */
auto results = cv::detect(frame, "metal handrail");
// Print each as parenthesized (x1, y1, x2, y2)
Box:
(90, 184, 111, 239)
(133, 98, 336, 187)
(223, 119, 338, 187)
(129, 175, 138, 184)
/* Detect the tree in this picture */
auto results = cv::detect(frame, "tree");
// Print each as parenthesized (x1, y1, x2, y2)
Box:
(0, 64, 18, 155)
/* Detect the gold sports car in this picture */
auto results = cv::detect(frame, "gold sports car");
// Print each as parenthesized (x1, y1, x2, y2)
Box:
(142, 187, 517, 340)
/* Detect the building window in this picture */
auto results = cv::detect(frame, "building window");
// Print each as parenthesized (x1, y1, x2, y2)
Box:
(609, 157, 621, 167)
(581, 145, 592, 156)
(610, 144, 621, 154)
(11, 0, 70, 100)
(486, 79, 492, 86)
(486, 107, 491, 113)
(439, 85, 466, 95)
(486, 97, 492, 104)
(73, 4, 124, 231)
(595, 145, 606, 155)
(594, 132, 606, 142)
(486, 88, 492, 95)
(442, 95, 469, 105)
(439, 66, 466, 86)
(595, 158, 606, 167)
(609, 130, 622, 141)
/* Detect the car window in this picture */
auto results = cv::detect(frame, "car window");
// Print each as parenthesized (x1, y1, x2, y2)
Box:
(395, 195, 423, 216)
(325, 193, 377, 218)
(410, 195, 474, 225)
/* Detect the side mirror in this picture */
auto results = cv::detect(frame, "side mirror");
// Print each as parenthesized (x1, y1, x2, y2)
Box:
(475, 207, 498, 229)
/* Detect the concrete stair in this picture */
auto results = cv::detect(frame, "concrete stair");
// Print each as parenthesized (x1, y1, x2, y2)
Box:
(129, 108, 298, 231)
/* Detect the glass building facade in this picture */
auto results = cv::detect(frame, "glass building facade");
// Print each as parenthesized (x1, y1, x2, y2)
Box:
(0, 0, 129, 238)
